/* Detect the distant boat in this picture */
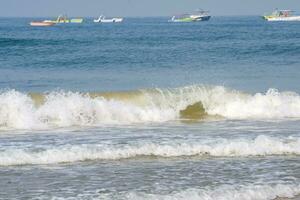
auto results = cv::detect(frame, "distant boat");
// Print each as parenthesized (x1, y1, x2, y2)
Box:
(44, 15, 83, 24)
(30, 21, 55, 27)
(170, 9, 211, 22)
(70, 18, 84, 23)
(263, 9, 300, 21)
(94, 15, 123, 23)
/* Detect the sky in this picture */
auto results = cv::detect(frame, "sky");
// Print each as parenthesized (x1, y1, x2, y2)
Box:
(1, 0, 300, 17)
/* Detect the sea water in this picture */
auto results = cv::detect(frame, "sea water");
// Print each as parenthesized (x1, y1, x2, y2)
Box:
(0, 16, 300, 200)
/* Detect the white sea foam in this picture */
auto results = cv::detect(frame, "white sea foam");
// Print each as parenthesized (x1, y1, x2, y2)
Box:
(203, 88, 300, 119)
(1, 135, 299, 166)
(126, 184, 300, 200)
(1, 85, 300, 130)
(0, 90, 38, 129)
(0, 90, 176, 130)
(38, 184, 300, 200)
(148, 86, 300, 119)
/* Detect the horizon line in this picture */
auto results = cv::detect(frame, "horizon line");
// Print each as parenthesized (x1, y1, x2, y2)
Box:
(0, 14, 264, 18)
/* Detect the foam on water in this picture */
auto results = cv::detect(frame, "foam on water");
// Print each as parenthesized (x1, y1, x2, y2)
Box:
(126, 184, 300, 200)
(1, 135, 299, 166)
(0, 90, 175, 130)
(36, 184, 300, 200)
(1, 85, 300, 130)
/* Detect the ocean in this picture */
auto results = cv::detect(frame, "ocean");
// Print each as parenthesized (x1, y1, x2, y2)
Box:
(0, 16, 300, 200)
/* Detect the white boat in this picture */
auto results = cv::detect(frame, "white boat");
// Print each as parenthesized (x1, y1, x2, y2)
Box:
(263, 10, 300, 21)
(94, 15, 123, 23)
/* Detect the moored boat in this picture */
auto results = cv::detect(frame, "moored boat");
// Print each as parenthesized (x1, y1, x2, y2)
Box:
(94, 15, 123, 23)
(44, 15, 83, 24)
(170, 9, 211, 22)
(263, 9, 300, 21)
(70, 18, 83, 23)
(30, 21, 55, 26)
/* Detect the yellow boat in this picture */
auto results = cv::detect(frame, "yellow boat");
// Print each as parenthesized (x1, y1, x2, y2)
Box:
(44, 15, 83, 24)
(70, 18, 83, 23)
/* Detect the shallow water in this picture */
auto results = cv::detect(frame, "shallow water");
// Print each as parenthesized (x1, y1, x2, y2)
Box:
(0, 16, 300, 199)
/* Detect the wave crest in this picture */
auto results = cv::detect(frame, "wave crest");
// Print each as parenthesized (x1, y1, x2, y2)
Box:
(1, 135, 299, 166)
(1, 85, 300, 129)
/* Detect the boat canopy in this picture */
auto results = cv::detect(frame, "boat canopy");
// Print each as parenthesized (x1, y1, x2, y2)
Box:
(173, 14, 190, 19)
(173, 9, 209, 19)
(271, 9, 294, 17)
(192, 9, 210, 15)
(56, 15, 69, 22)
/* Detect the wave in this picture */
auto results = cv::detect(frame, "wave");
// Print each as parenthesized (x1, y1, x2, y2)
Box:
(1, 85, 300, 129)
(126, 184, 300, 200)
(1, 135, 299, 166)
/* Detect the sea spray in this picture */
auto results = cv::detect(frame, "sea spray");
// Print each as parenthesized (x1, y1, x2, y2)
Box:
(1, 85, 300, 130)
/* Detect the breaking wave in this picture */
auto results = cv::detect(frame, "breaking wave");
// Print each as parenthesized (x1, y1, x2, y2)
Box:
(1, 135, 300, 166)
(1, 85, 300, 130)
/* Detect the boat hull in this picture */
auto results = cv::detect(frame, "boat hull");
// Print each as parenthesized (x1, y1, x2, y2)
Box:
(170, 15, 211, 22)
(195, 16, 211, 21)
(30, 22, 54, 26)
(70, 18, 83, 23)
(264, 16, 300, 21)
(94, 18, 123, 23)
